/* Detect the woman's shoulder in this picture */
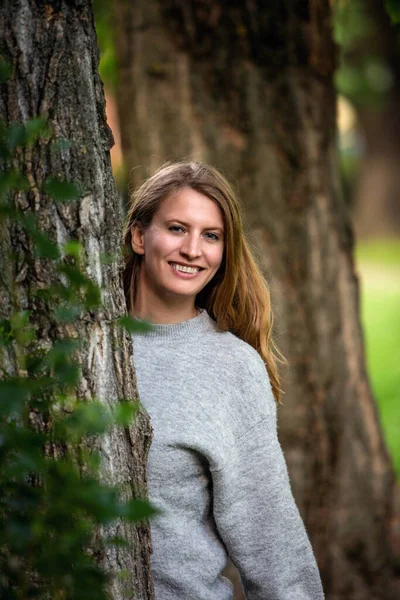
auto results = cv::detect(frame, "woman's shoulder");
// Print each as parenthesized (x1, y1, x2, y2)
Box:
(204, 315, 269, 381)
(204, 321, 276, 426)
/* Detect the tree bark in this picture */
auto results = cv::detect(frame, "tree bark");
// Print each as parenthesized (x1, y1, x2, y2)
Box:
(114, 1, 400, 598)
(0, 1, 153, 598)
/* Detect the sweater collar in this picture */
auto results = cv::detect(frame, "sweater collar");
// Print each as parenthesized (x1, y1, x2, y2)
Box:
(134, 309, 215, 341)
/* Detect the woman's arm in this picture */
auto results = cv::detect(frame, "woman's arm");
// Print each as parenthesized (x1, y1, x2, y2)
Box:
(212, 364, 325, 600)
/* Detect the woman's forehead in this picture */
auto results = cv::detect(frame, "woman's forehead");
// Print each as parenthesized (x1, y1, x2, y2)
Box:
(155, 188, 224, 228)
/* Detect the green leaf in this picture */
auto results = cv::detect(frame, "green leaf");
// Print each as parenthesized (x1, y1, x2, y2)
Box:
(7, 123, 26, 148)
(0, 379, 29, 416)
(0, 57, 12, 83)
(46, 339, 80, 363)
(85, 281, 101, 309)
(119, 498, 159, 522)
(33, 231, 61, 260)
(44, 177, 80, 202)
(62, 403, 112, 439)
(1, 118, 49, 154)
(54, 305, 81, 323)
(71, 486, 120, 524)
(0, 318, 12, 346)
(51, 137, 73, 152)
(113, 401, 139, 426)
(385, 0, 400, 23)
(10, 310, 30, 330)
(9, 447, 46, 474)
(99, 251, 119, 266)
(58, 263, 88, 287)
(118, 315, 152, 334)
(9, 311, 35, 345)
(0, 171, 29, 200)
(18, 213, 61, 260)
(105, 535, 130, 549)
(25, 117, 50, 143)
(63, 240, 82, 260)
(36, 283, 77, 304)
(78, 448, 102, 472)
(55, 362, 80, 386)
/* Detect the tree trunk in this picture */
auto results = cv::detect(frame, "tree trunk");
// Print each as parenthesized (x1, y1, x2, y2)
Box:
(114, 1, 400, 598)
(0, 1, 153, 598)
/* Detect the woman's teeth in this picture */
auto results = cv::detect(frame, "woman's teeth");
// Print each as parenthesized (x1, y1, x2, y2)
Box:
(171, 263, 200, 274)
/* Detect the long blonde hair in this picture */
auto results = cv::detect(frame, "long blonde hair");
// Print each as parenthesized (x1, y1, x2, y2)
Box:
(123, 161, 284, 402)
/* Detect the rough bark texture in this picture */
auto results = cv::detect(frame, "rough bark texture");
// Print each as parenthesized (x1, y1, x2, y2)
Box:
(0, 2, 153, 598)
(114, 1, 400, 599)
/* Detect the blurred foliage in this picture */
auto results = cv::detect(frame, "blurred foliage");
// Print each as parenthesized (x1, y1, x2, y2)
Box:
(356, 240, 400, 476)
(355, 238, 400, 265)
(0, 115, 154, 599)
(385, 0, 400, 24)
(333, 0, 400, 206)
(334, 0, 399, 107)
(93, 0, 117, 91)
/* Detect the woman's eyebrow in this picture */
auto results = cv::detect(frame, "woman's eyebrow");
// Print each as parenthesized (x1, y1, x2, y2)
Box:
(165, 218, 224, 232)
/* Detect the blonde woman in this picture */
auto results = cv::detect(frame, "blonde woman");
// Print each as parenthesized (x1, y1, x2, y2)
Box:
(124, 161, 324, 600)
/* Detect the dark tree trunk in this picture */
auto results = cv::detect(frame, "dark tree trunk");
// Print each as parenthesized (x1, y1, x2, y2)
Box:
(0, 1, 153, 598)
(114, 1, 400, 598)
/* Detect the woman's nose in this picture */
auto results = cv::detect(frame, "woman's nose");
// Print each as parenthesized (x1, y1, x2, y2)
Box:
(180, 234, 201, 258)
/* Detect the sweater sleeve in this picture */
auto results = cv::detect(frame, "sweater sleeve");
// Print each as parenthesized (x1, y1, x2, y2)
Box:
(211, 363, 325, 600)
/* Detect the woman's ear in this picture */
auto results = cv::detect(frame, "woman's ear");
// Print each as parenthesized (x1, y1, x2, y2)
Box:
(131, 223, 145, 255)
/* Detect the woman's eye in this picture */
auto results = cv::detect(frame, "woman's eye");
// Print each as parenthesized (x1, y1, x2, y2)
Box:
(205, 232, 220, 241)
(168, 225, 185, 234)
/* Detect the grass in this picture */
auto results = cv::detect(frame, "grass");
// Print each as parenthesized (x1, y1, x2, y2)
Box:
(356, 239, 400, 476)
(355, 238, 400, 266)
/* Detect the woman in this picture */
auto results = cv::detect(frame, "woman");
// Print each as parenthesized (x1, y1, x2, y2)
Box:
(123, 161, 324, 600)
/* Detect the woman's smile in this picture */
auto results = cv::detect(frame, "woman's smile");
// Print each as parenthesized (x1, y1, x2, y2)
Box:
(132, 187, 224, 306)
(169, 262, 204, 277)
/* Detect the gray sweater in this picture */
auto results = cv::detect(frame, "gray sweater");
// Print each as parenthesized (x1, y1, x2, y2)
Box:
(133, 310, 324, 600)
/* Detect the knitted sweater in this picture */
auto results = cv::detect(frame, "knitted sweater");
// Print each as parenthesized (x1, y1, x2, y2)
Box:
(133, 310, 324, 600)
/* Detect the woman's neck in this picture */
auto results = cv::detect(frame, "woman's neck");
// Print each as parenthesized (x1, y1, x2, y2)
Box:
(133, 293, 198, 325)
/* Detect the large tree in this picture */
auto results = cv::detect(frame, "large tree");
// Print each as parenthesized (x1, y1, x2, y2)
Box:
(0, 1, 153, 598)
(114, 1, 400, 598)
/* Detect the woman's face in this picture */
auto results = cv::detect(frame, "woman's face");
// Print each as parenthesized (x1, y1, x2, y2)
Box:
(132, 187, 224, 307)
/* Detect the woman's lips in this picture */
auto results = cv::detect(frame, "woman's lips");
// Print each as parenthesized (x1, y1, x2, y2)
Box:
(169, 262, 204, 278)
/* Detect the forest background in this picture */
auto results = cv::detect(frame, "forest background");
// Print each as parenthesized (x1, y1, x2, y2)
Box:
(96, 0, 400, 478)
(1, 1, 400, 599)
